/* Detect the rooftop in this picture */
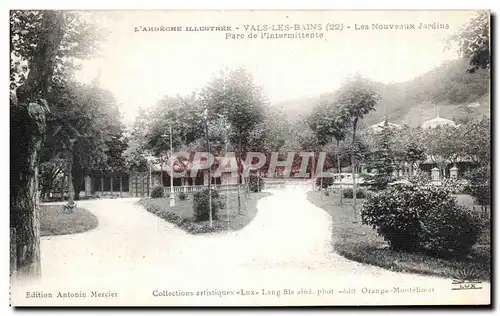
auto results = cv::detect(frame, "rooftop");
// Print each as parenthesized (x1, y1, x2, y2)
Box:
(421, 115, 456, 129)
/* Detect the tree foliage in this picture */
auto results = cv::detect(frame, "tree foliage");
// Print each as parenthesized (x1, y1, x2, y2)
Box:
(10, 10, 103, 277)
(448, 11, 490, 73)
(10, 11, 103, 92)
(364, 124, 396, 191)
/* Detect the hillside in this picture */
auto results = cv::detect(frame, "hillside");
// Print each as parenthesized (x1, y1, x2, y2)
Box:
(272, 58, 490, 128)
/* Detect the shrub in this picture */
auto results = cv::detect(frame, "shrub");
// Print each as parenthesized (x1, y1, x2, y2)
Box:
(193, 189, 225, 221)
(248, 174, 265, 192)
(464, 165, 491, 208)
(362, 173, 397, 192)
(361, 183, 482, 256)
(151, 186, 165, 198)
(178, 191, 188, 200)
(315, 176, 334, 189)
(441, 178, 466, 194)
(343, 188, 367, 199)
(408, 173, 431, 186)
(419, 200, 482, 256)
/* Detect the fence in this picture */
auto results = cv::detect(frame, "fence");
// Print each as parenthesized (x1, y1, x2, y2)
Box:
(162, 182, 289, 195)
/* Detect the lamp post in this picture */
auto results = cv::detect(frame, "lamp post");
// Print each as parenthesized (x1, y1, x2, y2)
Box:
(169, 120, 175, 207)
(224, 120, 230, 229)
(203, 109, 213, 228)
(162, 119, 175, 207)
(143, 154, 154, 196)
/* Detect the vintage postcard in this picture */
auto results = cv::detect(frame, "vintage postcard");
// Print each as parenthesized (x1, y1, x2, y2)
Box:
(10, 9, 491, 306)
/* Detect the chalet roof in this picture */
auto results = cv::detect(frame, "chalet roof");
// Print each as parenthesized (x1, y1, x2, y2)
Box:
(369, 120, 402, 132)
(421, 115, 456, 129)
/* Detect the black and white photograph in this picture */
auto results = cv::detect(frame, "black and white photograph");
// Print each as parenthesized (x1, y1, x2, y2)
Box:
(9, 9, 491, 306)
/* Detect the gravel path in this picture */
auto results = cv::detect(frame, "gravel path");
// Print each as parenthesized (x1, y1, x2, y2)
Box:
(11, 188, 490, 306)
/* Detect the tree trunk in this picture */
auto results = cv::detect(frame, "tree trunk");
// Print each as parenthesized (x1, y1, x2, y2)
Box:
(337, 139, 343, 207)
(10, 11, 64, 279)
(60, 172, 65, 200)
(10, 104, 45, 278)
(320, 169, 323, 195)
(160, 160, 164, 187)
(351, 119, 358, 221)
(110, 175, 114, 194)
(72, 161, 83, 201)
(67, 152, 75, 206)
(237, 134, 242, 213)
(311, 152, 316, 191)
(100, 172, 104, 196)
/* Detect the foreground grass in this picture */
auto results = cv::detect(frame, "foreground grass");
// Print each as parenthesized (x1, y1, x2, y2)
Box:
(40, 205, 99, 237)
(138, 191, 271, 234)
(307, 191, 491, 281)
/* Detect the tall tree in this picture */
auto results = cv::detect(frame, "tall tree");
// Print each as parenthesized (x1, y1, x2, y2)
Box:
(200, 68, 266, 212)
(448, 11, 490, 73)
(460, 116, 490, 165)
(10, 10, 101, 278)
(308, 98, 349, 203)
(10, 11, 65, 278)
(338, 74, 380, 219)
(364, 122, 396, 191)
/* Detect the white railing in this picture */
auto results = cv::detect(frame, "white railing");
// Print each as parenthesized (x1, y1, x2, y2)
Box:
(162, 182, 291, 195)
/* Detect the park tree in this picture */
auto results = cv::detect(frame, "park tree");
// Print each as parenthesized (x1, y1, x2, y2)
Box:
(423, 125, 462, 177)
(422, 127, 449, 177)
(308, 98, 349, 203)
(364, 122, 396, 191)
(337, 74, 380, 218)
(405, 141, 427, 175)
(10, 10, 102, 278)
(460, 116, 490, 165)
(142, 94, 205, 186)
(200, 67, 266, 212)
(124, 106, 156, 172)
(42, 81, 127, 201)
(292, 119, 323, 184)
(246, 107, 291, 182)
(448, 11, 490, 73)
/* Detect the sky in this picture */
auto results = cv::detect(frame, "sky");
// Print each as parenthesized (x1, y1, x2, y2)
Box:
(74, 10, 479, 124)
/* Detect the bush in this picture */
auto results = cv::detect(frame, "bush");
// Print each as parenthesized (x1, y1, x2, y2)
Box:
(362, 173, 397, 192)
(419, 201, 482, 256)
(248, 174, 265, 192)
(193, 189, 225, 221)
(441, 178, 466, 194)
(464, 165, 491, 207)
(178, 191, 188, 200)
(151, 186, 165, 198)
(343, 188, 367, 199)
(361, 183, 482, 256)
(315, 176, 334, 189)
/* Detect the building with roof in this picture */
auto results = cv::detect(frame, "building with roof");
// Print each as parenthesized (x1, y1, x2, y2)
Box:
(368, 116, 403, 133)
(421, 114, 457, 129)
(369, 120, 403, 133)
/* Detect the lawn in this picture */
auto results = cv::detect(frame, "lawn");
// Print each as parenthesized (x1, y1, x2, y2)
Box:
(40, 205, 99, 237)
(138, 191, 271, 234)
(307, 191, 491, 281)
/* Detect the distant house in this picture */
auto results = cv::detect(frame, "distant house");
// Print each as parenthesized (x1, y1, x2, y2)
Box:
(421, 114, 456, 129)
(369, 119, 402, 133)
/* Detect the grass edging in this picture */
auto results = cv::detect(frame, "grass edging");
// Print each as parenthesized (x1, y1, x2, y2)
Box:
(40, 205, 99, 237)
(137, 192, 271, 235)
(307, 191, 490, 281)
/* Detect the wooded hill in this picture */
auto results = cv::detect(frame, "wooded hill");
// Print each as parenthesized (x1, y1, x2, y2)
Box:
(272, 58, 490, 128)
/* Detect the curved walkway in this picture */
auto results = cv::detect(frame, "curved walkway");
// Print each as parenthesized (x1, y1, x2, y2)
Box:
(12, 188, 490, 306)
